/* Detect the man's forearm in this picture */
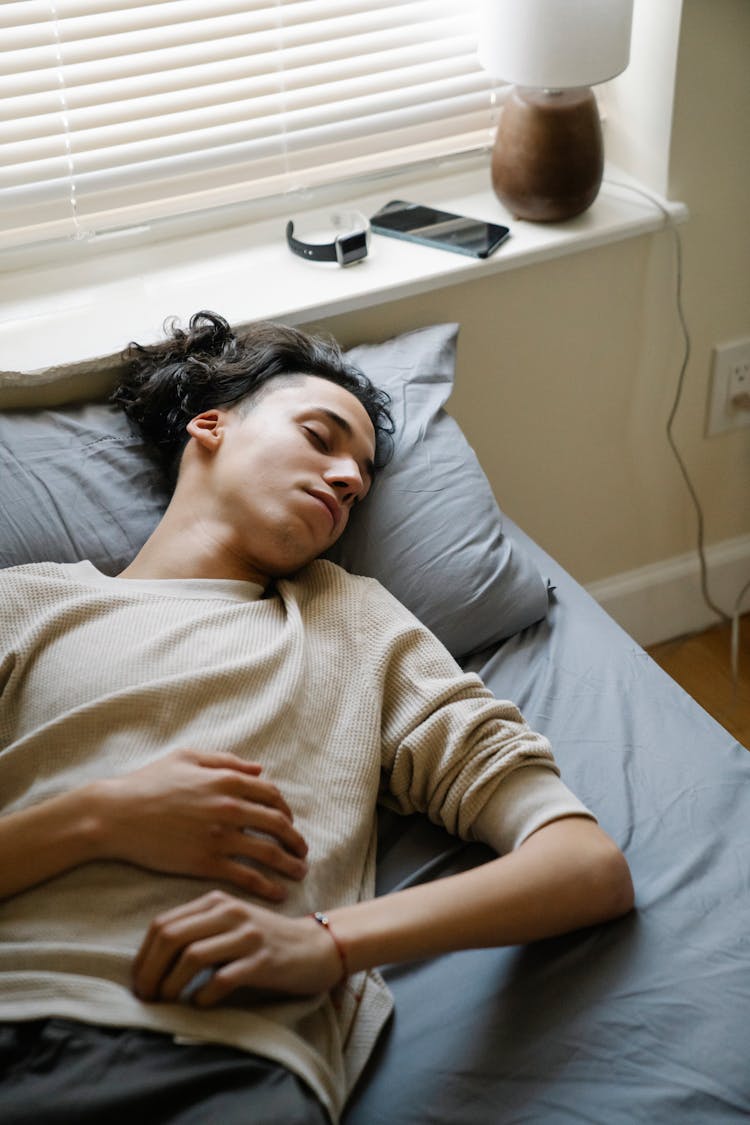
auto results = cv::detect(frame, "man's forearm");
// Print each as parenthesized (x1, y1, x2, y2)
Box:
(0, 786, 102, 899)
(132, 816, 634, 1006)
(0, 748, 309, 902)
(326, 817, 634, 973)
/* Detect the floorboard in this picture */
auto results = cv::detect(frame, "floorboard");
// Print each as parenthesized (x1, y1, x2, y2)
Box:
(646, 614, 750, 749)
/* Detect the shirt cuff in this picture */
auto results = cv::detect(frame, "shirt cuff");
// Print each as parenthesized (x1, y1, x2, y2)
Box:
(470, 764, 596, 855)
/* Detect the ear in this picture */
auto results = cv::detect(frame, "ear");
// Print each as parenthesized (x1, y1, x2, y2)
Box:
(186, 410, 226, 452)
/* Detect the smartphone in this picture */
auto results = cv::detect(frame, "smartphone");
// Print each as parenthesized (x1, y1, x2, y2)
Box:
(370, 200, 510, 260)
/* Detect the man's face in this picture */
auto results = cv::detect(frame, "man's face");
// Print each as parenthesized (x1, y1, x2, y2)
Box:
(188, 375, 376, 584)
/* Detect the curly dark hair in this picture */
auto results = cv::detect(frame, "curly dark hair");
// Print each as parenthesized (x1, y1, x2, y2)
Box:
(111, 311, 393, 484)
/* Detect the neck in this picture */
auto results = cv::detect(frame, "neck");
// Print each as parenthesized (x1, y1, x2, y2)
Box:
(117, 499, 269, 587)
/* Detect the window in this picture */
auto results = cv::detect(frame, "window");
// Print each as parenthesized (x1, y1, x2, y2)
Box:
(1, 0, 499, 250)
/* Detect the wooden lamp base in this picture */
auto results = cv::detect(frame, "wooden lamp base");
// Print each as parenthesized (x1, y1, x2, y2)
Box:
(491, 86, 604, 222)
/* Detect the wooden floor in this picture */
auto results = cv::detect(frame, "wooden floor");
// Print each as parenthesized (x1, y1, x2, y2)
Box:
(646, 613, 750, 749)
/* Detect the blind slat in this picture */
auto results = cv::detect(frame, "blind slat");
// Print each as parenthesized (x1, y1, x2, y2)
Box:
(0, 0, 497, 249)
(2, 36, 481, 127)
(5, 54, 485, 151)
(0, 122, 491, 249)
(3, 83, 491, 188)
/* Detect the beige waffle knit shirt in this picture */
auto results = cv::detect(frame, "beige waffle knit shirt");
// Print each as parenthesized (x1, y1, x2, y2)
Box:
(0, 558, 591, 1121)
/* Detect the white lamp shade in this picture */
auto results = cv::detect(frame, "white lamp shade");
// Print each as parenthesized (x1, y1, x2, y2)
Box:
(478, 0, 634, 89)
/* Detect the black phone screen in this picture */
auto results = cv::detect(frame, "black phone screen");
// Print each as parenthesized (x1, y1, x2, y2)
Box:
(370, 200, 510, 259)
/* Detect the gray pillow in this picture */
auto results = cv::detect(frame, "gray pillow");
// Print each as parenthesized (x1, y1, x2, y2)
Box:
(0, 323, 549, 656)
(0, 402, 170, 577)
(327, 324, 550, 655)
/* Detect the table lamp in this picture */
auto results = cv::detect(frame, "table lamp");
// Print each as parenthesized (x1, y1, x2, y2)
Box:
(477, 0, 634, 222)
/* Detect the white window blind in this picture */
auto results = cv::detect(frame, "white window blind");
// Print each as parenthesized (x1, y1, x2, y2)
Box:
(0, 0, 499, 250)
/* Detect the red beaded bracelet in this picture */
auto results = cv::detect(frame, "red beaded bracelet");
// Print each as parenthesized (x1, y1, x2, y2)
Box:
(310, 911, 349, 988)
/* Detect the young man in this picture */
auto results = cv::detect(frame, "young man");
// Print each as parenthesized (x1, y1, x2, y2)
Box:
(0, 313, 633, 1124)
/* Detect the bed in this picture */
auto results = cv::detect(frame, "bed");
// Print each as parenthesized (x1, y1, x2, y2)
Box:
(2, 322, 749, 1123)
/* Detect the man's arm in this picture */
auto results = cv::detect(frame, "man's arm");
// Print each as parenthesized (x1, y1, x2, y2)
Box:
(329, 816, 633, 966)
(0, 783, 104, 900)
(131, 816, 633, 1004)
(0, 748, 308, 902)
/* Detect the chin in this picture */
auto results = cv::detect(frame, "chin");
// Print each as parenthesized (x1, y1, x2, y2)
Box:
(259, 523, 335, 580)
(264, 548, 322, 580)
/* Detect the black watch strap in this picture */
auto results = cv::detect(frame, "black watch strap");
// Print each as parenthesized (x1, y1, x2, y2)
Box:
(286, 211, 370, 266)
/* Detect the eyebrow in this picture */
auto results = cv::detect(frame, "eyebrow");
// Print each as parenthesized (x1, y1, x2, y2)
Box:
(315, 407, 375, 484)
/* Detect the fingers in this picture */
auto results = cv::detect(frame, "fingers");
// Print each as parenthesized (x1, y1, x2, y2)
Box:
(195, 753, 297, 827)
(237, 829, 308, 879)
(133, 893, 229, 1001)
(213, 858, 295, 902)
(186, 749, 264, 778)
(206, 826, 308, 899)
(178, 749, 292, 819)
(186, 750, 269, 787)
(149, 748, 309, 893)
(179, 748, 309, 857)
(222, 772, 296, 825)
(155, 928, 259, 1004)
(206, 782, 309, 862)
(232, 805, 308, 860)
(132, 893, 333, 1009)
(133, 891, 262, 1003)
(192, 956, 262, 1007)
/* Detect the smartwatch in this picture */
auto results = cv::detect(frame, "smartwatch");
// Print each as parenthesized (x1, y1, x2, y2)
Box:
(285, 211, 370, 267)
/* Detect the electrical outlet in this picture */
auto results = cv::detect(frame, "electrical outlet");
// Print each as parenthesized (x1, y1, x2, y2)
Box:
(706, 339, 750, 436)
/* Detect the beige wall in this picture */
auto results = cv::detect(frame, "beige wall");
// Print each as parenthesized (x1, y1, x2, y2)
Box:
(302, 0, 750, 588)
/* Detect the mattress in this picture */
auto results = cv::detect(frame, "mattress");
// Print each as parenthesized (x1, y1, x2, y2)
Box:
(346, 523, 750, 1124)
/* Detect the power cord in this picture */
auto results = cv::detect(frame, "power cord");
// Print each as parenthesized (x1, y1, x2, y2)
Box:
(731, 575, 750, 689)
(605, 177, 750, 688)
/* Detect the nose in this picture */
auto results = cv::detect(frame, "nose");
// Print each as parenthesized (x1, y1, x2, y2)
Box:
(323, 456, 365, 505)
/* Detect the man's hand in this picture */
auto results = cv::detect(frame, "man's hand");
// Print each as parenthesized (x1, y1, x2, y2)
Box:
(130, 817, 633, 1012)
(132, 890, 340, 1005)
(94, 748, 308, 902)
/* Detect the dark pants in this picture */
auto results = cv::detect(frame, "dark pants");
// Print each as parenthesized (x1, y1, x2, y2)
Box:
(0, 1018, 329, 1125)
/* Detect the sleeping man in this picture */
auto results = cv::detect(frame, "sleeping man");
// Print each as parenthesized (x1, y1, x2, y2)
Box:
(0, 312, 633, 1124)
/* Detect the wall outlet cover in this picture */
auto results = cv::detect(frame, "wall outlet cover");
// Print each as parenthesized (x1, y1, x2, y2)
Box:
(706, 339, 750, 436)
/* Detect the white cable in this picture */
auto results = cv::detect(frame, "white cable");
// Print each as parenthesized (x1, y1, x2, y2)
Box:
(731, 576, 750, 697)
(605, 178, 748, 689)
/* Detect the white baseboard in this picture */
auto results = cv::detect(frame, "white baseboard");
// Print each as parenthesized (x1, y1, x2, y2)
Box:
(585, 534, 750, 646)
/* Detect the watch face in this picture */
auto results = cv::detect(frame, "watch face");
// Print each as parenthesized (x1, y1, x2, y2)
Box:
(336, 230, 368, 265)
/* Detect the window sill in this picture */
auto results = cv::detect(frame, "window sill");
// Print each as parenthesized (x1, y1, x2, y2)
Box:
(0, 158, 686, 379)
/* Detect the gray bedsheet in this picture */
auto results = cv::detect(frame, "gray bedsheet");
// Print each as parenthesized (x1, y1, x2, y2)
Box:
(346, 524, 750, 1124)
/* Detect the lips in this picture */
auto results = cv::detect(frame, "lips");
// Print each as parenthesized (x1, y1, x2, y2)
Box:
(308, 489, 341, 530)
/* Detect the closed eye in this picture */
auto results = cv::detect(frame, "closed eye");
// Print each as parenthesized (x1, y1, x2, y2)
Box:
(302, 425, 330, 452)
